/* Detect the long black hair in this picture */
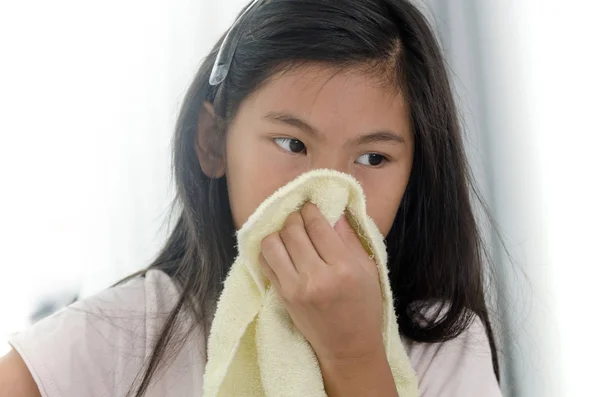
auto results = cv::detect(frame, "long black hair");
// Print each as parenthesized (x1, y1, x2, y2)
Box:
(127, 0, 500, 395)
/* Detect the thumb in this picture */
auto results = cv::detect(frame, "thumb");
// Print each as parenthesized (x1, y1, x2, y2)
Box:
(335, 214, 377, 263)
(334, 214, 362, 248)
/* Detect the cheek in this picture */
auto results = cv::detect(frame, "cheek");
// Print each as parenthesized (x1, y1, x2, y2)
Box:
(225, 134, 303, 230)
(365, 193, 404, 237)
(361, 171, 410, 237)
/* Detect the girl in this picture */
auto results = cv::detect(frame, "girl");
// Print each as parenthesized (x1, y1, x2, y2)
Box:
(0, 0, 503, 395)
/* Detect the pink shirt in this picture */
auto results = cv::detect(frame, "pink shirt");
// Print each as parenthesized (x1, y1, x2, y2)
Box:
(9, 270, 502, 396)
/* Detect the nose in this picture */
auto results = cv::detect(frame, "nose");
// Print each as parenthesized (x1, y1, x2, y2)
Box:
(308, 152, 350, 175)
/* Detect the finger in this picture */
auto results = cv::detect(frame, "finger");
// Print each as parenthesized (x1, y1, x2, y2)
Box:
(259, 252, 281, 292)
(300, 202, 347, 265)
(334, 215, 361, 248)
(260, 232, 298, 290)
(279, 211, 325, 274)
(335, 215, 376, 264)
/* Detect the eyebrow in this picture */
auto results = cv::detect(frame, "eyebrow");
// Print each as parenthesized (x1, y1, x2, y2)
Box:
(265, 112, 321, 137)
(264, 111, 405, 145)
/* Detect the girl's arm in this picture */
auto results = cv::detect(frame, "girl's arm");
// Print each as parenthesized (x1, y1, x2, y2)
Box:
(319, 345, 398, 397)
(0, 349, 41, 397)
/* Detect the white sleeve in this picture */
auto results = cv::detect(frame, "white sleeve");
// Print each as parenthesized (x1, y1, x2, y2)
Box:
(8, 276, 152, 397)
(406, 316, 503, 397)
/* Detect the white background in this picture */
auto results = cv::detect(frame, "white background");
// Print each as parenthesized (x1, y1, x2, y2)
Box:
(0, 1, 598, 395)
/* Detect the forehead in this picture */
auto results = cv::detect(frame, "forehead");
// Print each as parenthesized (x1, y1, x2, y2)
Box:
(236, 64, 410, 136)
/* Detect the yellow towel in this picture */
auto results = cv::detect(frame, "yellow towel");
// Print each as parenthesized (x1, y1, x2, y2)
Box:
(203, 169, 418, 396)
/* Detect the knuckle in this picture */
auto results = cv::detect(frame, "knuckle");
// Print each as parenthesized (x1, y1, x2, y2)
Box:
(284, 211, 303, 227)
(280, 221, 304, 241)
(304, 217, 325, 236)
(300, 202, 313, 216)
(305, 278, 334, 306)
(336, 266, 359, 285)
(260, 233, 280, 253)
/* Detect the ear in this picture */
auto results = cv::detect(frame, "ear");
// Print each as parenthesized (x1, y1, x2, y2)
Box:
(196, 102, 226, 178)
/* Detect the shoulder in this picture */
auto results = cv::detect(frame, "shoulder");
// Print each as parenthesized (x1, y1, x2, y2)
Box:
(0, 348, 41, 397)
(8, 270, 206, 397)
(403, 303, 502, 397)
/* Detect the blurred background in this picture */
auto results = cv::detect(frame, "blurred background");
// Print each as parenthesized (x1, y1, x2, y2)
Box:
(0, 0, 598, 396)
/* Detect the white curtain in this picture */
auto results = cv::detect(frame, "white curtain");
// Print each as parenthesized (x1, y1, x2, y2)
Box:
(423, 1, 600, 396)
(0, 0, 249, 353)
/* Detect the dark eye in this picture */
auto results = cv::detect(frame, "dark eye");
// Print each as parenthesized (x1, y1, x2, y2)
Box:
(356, 153, 386, 166)
(274, 138, 306, 154)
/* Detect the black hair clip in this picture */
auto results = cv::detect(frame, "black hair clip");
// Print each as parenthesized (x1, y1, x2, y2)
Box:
(209, 0, 267, 86)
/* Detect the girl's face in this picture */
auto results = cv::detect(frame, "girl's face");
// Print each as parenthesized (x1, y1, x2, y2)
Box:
(216, 65, 413, 236)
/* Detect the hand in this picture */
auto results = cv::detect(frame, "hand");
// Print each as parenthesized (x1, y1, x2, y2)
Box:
(259, 202, 384, 364)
